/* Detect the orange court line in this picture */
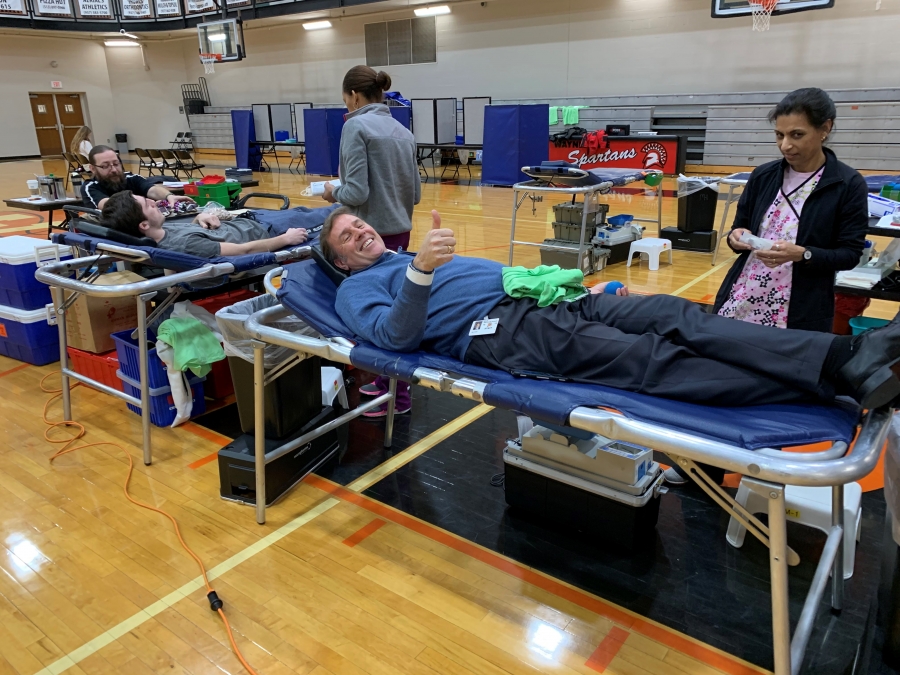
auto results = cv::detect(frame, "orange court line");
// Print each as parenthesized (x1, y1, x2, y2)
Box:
(182, 422, 232, 469)
(699, 294, 714, 303)
(342, 518, 386, 547)
(585, 626, 629, 673)
(303, 474, 765, 675)
(187, 450, 221, 470)
(0, 363, 30, 378)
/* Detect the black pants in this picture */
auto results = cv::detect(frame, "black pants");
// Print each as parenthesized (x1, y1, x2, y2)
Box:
(464, 294, 837, 408)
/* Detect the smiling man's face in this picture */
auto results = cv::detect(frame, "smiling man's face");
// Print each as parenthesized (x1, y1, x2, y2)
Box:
(327, 214, 387, 271)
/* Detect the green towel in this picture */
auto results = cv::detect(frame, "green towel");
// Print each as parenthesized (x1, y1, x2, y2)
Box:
(502, 265, 588, 308)
(562, 106, 586, 125)
(156, 316, 225, 378)
(549, 106, 560, 125)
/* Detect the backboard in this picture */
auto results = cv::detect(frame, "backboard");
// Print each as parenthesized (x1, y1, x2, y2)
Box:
(197, 18, 244, 62)
(711, 0, 833, 17)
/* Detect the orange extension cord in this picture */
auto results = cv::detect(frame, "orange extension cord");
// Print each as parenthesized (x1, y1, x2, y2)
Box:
(39, 372, 259, 675)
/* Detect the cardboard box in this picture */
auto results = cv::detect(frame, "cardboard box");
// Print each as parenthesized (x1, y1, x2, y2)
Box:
(62, 271, 146, 353)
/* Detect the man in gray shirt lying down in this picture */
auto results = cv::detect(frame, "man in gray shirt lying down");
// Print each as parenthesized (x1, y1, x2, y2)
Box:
(100, 190, 310, 257)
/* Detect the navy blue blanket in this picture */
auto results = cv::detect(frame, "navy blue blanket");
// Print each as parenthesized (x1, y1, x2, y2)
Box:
(278, 259, 859, 450)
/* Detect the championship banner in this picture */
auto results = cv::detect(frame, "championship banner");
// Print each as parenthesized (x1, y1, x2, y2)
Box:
(0, 0, 26, 15)
(548, 137, 679, 174)
(78, 0, 111, 16)
(121, 0, 150, 16)
(36, 0, 71, 15)
(155, 0, 180, 16)
(186, 0, 215, 13)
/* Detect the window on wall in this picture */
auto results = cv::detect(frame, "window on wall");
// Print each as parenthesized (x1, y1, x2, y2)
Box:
(365, 16, 436, 67)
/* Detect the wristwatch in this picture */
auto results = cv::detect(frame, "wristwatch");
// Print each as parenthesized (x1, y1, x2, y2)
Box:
(802, 248, 812, 262)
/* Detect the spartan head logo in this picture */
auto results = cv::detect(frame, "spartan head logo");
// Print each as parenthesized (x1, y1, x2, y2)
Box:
(641, 142, 667, 170)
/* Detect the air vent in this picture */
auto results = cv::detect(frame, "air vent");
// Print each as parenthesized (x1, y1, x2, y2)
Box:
(365, 16, 436, 67)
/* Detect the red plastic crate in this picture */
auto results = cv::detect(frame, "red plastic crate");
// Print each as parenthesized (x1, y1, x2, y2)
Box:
(204, 358, 234, 399)
(66, 348, 123, 391)
(193, 289, 260, 317)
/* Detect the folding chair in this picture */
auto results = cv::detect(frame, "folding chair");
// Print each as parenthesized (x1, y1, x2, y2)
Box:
(182, 132, 194, 150)
(63, 153, 84, 189)
(134, 148, 154, 176)
(170, 132, 185, 149)
(146, 149, 168, 176)
(159, 149, 181, 179)
(174, 150, 205, 179)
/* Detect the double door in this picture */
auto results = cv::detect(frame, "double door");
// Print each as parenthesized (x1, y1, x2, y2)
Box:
(29, 93, 87, 156)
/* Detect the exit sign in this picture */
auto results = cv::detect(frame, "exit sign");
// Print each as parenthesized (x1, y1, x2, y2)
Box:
(50, 81, 62, 89)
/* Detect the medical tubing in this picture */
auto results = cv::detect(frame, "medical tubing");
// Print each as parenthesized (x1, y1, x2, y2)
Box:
(39, 372, 260, 675)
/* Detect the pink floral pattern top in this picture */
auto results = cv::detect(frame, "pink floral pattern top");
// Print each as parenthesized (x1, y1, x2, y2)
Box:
(718, 166, 824, 328)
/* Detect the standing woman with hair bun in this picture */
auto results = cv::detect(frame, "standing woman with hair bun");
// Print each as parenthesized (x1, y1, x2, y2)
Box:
(322, 64, 421, 416)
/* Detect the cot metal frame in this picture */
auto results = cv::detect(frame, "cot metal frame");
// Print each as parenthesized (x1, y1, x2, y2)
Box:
(712, 174, 750, 265)
(246, 296, 887, 675)
(34, 244, 309, 465)
(508, 176, 664, 273)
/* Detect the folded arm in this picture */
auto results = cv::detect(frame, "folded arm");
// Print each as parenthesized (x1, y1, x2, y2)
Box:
(341, 268, 433, 351)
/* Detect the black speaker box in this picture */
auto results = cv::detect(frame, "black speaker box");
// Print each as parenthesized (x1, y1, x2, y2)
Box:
(660, 227, 718, 252)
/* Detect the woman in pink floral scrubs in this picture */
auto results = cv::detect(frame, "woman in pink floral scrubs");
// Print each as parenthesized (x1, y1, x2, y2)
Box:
(665, 90, 869, 488)
(714, 88, 868, 333)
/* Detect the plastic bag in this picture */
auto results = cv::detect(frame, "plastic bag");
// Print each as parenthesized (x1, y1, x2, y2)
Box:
(172, 300, 222, 341)
(215, 294, 319, 369)
(200, 201, 238, 221)
(156, 339, 193, 427)
(677, 174, 720, 197)
(886, 414, 900, 546)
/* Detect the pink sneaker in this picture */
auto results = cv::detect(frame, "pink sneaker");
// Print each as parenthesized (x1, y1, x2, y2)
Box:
(359, 381, 387, 396)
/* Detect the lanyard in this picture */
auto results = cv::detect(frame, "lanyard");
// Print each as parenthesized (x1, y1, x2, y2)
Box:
(779, 164, 824, 222)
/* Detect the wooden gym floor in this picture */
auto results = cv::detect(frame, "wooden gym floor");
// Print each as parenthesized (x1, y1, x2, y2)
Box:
(0, 154, 891, 675)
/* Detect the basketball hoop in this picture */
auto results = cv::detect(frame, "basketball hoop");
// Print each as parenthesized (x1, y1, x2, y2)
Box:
(200, 53, 221, 74)
(749, 0, 778, 31)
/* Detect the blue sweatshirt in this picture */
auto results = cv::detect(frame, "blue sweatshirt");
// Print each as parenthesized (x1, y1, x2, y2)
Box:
(335, 252, 507, 360)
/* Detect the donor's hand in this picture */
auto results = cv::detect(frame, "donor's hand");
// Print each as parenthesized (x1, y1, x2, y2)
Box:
(280, 228, 308, 246)
(412, 210, 456, 273)
(590, 282, 629, 296)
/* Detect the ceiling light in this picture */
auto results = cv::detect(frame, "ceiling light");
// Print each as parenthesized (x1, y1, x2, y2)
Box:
(104, 40, 140, 47)
(303, 20, 332, 30)
(414, 5, 450, 16)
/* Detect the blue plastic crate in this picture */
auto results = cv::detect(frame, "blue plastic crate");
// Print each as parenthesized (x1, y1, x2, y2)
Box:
(117, 370, 206, 427)
(111, 329, 169, 388)
(0, 236, 71, 310)
(0, 303, 59, 366)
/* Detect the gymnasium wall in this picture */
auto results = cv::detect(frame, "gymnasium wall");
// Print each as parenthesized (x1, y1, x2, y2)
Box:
(0, 34, 118, 158)
(104, 42, 191, 152)
(0, 34, 191, 159)
(188, 0, 900, 106)
(2, 0, 899, 158)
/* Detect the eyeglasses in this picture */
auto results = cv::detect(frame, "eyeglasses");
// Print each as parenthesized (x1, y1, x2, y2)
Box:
(94, 161, 122, 170)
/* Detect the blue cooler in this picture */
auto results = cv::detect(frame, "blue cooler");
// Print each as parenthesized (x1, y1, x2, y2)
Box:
(0, 303, 59, 365)
(0, 236, 72, 310)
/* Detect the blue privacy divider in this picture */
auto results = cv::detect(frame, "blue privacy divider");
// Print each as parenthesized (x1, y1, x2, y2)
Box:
(482, 104, 549, 186)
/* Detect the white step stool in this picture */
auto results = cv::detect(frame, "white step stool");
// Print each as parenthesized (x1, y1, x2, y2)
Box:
(626, 238, 672, 271)
(726, 480, 862, 579)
